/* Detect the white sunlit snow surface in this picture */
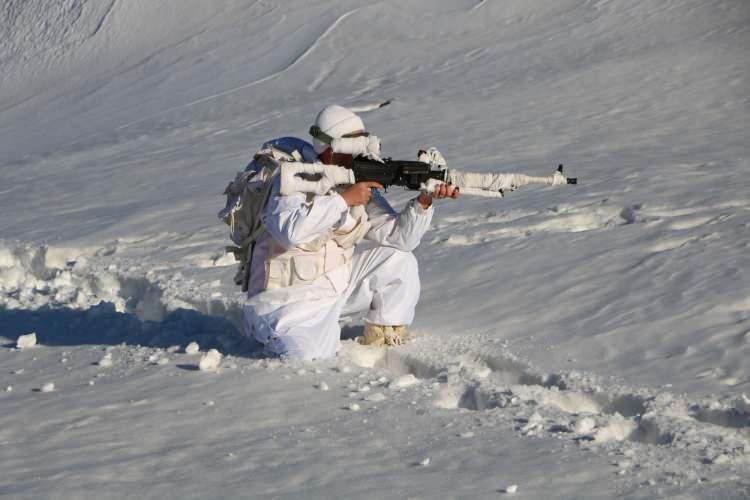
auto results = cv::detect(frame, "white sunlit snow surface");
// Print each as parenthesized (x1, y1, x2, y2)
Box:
(1, 1, 749, 498)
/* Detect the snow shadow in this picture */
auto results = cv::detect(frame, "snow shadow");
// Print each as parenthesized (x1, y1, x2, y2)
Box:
(690, 406, 750, 430)
(628, 417, 676, 446)
(340, 324, 364, 342)
(0, 303, 253, 357)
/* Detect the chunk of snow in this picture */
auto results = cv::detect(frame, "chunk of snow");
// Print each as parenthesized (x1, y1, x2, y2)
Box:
(527, 412, 544, 424)
(505, 484, 518, 494)
(98, 353, 113, 368)
(592, 415, 637, 443)
(348, 403, 360, 411)
(521, 412, 545, 434)
(40, 382, 55, 393)
(419, 457, 431, 467)
(317, 381, 329, 391)
(16, 333, 37, 349)
(346, 343, 387, 368)
(5, 386, 12, 392)
(199, 349, 222, 372)
(735, 393, 750, 413)
(185, 342, 200, 355)
(365, 392, 386, 402)
(574, 416, 597, 434)
(390, 374, 419, 388)
(434, 385, 463, 409)
(710, 454, 731, 464)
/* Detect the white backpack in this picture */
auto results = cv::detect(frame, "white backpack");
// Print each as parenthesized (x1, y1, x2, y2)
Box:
(218, 138, 309, 291)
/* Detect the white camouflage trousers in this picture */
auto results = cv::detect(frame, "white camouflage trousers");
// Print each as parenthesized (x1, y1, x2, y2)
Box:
(244, 246, 420, 360)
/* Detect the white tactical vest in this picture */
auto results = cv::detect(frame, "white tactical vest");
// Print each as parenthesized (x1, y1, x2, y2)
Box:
(262, 204, 370, 291)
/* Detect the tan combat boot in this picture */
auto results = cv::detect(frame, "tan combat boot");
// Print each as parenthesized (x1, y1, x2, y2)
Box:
(359, 324, 408, 347)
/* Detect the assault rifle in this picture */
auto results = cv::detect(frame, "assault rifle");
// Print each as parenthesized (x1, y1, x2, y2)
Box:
(342, 154, 576, 196)
(279, 152, 577, 198)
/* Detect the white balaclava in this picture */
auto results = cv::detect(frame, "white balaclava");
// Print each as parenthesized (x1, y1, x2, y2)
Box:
(312, 105, 365, 154)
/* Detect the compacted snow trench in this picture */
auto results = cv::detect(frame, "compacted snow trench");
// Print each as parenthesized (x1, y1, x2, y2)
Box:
(2, 0, 750, 498)
(359, 342, 750, 447)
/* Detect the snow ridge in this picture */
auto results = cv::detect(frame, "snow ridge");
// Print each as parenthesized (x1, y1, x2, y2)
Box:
(117, 8, 361, 131)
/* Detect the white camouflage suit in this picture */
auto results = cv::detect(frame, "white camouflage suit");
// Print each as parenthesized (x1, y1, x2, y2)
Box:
(243, 139, 433, 360)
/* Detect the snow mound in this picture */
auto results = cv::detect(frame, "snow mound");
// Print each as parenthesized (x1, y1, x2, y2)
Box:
(199, 349, 222, 372)
(15, 332, 37, 349)
(0, 242, 246, 354)
(0, 243, 158, 317)
(185, 342, 201, 355)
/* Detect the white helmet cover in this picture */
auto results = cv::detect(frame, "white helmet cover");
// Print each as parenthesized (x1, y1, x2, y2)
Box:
(311, 105, 365, 154)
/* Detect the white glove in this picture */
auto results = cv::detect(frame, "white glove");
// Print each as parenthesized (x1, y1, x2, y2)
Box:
(417, 147, 447, 170)
(331, 135, 382, 161)
(551, 169, 568, 186)
(419, 177, 447, 193)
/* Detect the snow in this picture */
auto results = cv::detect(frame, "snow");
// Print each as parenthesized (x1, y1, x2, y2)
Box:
(184, 341, 200, 355)
(198, 348, 223, 372)
(1, 0, 750, 498)
(97, 353, 113, 368)
(390, 374, 421, 389)
(574, 416, 597, 434)
(15, 332, 37, 349)
(365, 392, 386, 402)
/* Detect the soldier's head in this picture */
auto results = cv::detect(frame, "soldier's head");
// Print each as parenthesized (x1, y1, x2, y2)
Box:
(310, 105, 367, 165)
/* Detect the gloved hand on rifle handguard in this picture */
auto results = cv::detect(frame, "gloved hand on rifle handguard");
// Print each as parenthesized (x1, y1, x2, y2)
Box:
(416, 147, 458, 208)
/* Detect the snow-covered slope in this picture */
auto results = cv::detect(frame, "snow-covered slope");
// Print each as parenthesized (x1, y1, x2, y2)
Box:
(1, 1, 749, 498)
